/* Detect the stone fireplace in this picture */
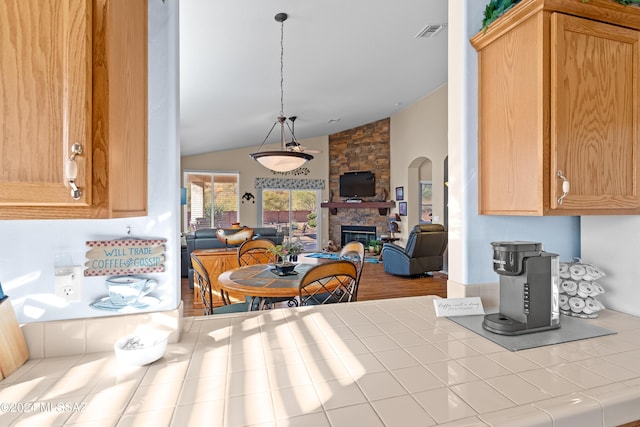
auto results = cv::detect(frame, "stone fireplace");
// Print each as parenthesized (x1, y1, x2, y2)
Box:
(327, 118, 391, 246)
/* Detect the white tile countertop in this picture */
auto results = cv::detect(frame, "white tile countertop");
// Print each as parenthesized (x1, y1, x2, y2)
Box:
(2, 295, 640, 426)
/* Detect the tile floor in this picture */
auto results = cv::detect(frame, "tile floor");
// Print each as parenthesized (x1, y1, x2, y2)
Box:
(2, 296, 640, 426)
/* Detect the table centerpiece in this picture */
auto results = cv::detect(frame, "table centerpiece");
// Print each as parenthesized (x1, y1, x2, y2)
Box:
(267, 237, 303, 275)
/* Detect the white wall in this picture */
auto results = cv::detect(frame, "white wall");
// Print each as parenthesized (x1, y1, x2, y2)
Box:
(390, 84, 448, 242)
(0, 1, 181, 324)
(581, 217, 640, 316)
(447, 0, 581, 287)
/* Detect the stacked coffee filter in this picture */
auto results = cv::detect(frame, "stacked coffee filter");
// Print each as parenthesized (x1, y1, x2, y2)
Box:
(559, 258, 606, 318)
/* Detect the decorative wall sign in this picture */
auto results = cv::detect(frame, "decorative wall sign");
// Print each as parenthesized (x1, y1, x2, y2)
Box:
(84, 238, 166, 276)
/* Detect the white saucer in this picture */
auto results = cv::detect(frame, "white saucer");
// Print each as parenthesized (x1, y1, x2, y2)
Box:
(90, 296, 160, 311)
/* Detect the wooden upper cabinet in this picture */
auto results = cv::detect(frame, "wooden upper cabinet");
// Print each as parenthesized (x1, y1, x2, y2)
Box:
(471, 0, 640, 215)
(0, 1, 92, 215)
(0, 0, 147, 220)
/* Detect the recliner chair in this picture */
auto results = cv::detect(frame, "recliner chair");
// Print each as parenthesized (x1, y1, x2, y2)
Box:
(382, 224, 448, 276)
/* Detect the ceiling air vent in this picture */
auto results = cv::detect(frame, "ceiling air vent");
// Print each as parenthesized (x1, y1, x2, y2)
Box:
(415, 24, 447, 38)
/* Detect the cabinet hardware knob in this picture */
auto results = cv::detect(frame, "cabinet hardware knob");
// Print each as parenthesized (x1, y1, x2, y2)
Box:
(65, 143, 83, 200)
(557, 170, 570, 205)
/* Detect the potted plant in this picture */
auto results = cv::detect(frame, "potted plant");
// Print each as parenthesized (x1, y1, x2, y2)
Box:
(368, 239, 382, 255)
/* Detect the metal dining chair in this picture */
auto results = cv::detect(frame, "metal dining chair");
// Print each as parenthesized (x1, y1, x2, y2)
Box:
(191, 253, 255, 314)
(298, 260, 358, 305)
(339, 241, 365, 301)
(238, 238, 277, 265)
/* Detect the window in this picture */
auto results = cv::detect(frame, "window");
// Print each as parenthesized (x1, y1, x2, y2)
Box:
(261, 188, 320, 252)
(420, 181, 433, 223)
(254, 177, 324, 252)
(184, 172, 239, 231)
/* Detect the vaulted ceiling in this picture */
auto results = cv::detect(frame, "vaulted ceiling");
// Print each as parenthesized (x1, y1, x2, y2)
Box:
(179, 1, 449, 157)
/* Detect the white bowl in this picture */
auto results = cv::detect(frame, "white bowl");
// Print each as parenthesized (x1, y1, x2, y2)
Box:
(114, 332, 168, 366)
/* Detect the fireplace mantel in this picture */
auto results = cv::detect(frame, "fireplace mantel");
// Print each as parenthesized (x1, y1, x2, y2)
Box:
(321, 201, 395, 216)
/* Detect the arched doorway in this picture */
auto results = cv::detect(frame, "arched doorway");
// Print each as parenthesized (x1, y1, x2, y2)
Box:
(407, 155, 446, 227)
(407, 157, 432, 228)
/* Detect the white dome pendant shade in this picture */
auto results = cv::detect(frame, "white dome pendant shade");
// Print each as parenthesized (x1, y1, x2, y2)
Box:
(251, 150, 312, 173)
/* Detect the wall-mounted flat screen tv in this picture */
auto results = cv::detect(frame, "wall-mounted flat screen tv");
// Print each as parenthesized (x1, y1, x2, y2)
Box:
(339, 171, 376, 198)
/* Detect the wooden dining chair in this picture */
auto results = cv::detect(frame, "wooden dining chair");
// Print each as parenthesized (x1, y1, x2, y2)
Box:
(238, 239, 277, 266)
(298, 260, 358, 305)
(339, 241, 365, 301)
(191, 253, 255, 314)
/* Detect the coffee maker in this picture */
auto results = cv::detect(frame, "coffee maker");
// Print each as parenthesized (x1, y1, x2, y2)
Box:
(483, 241, 560, 335)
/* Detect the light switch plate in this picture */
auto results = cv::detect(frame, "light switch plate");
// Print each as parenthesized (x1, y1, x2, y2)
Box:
(54, 266, 83, 302)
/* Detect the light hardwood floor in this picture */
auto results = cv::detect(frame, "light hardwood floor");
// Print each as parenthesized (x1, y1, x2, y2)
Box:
(181, 256, 447, 317)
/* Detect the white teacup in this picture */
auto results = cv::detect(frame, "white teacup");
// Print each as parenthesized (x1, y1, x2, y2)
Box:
(106, 276, 157, 306)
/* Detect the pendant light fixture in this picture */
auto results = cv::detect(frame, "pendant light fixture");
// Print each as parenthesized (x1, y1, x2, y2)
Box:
(250, 12, 313, 172)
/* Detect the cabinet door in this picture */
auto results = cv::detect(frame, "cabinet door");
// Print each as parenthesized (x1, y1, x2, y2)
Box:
(551, 13, 640, 211)
(0, 0, 92, 214)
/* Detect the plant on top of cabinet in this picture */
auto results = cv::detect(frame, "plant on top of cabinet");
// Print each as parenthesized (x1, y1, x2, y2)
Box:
(482, 0, 640, 30)
(471, 0, 640, 216)
(482, 0, 522, 29)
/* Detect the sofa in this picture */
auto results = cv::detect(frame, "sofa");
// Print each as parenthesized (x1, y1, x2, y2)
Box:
(381, 224, 448, 277)
(184, 227, 284, 288)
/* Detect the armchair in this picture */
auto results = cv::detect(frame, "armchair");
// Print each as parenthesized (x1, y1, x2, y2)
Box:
(381, 224, 448, 277)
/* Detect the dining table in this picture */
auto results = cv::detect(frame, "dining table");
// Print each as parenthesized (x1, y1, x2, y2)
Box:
(218, 262, 318, 310)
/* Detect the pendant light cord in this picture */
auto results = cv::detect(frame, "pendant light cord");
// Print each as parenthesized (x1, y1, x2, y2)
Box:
(255, 14, 287, 152)
(278, 17, 286, 150)
(279, 17, 285, 118)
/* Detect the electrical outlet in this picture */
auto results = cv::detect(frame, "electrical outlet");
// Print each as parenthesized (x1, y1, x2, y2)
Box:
(54, 266, 82, 302)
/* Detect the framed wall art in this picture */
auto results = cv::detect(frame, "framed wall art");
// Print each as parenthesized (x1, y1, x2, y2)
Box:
(399, 201, 407, 216)
(395, 187, 404, 201)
